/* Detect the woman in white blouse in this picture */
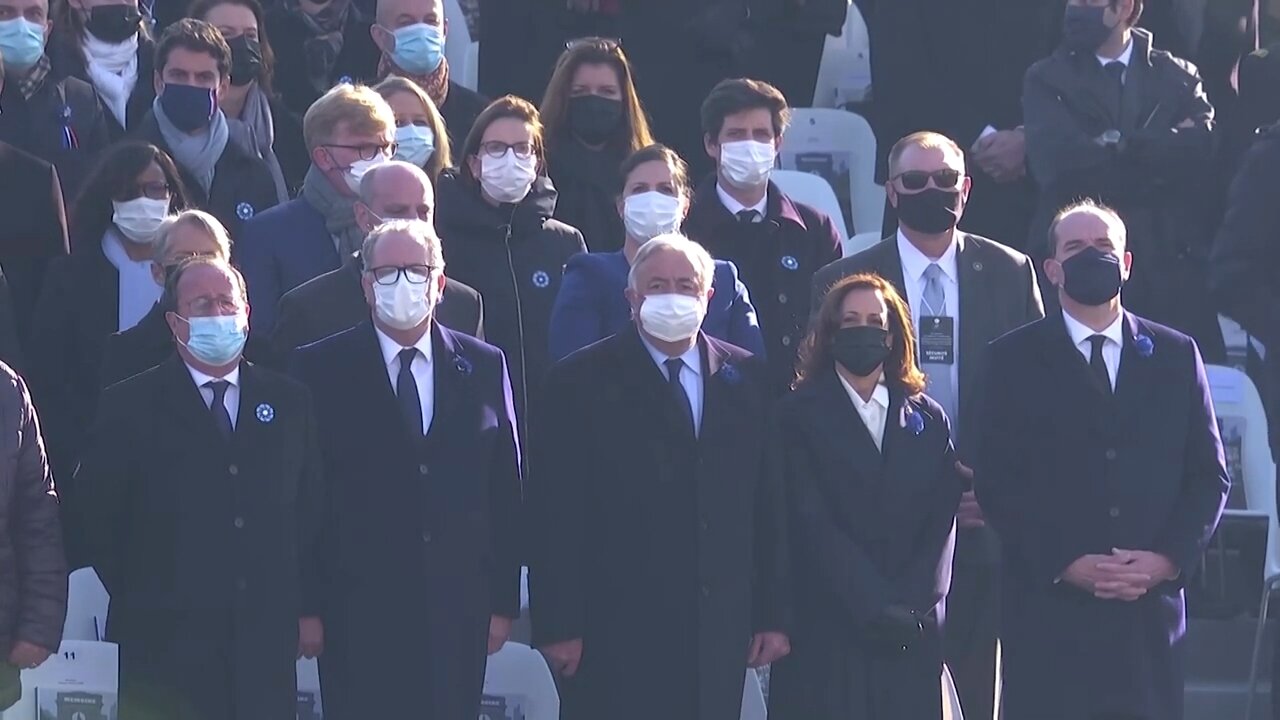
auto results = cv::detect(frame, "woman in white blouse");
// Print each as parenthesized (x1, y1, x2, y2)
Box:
(49, 0, 154, 138)
(769, 272, 963, 720)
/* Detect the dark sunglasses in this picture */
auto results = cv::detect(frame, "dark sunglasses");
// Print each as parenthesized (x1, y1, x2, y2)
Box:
(892, 169, 963, 191)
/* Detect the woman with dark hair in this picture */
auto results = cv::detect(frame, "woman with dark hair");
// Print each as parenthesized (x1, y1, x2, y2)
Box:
(768, 273, 962, 720)
(539, 37, 654, 252)
(547, 143, 763, 361)
(47, 0, 153, 138)
(436, 94, 585, 449)
(374, 75, 453, 181)
(28, 141, 189, 492)
(192, 0, 308, 196)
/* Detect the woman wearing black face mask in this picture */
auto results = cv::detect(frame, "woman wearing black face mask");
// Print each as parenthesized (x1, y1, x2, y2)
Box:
(539, 37, 654, 252)
(48, 0, 154, 139)
(193, 0, 305, 198)
(769, 272, 962, 720)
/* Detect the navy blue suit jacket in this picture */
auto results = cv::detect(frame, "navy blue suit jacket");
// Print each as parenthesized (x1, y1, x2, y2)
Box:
(547, 250, 766, 363)
(974, 311, 1228, 720)
(235, 198, 341, 336)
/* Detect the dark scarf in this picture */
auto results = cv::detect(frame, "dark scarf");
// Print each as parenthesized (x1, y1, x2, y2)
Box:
(287, 0, 353, 94)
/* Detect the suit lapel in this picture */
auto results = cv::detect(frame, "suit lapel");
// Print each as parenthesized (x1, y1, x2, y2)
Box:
(813, 369, 885, 481)
(231, 362, 270, 453)
(1120, 33, 1152, 132)
(876, 241, 908, 299)
(616, 326, 681, 434)
(426, 323, 464, 440)
(1113, 312, 1159, 429)
(698, 335, 730, 449)
(955, 236, 989, 423)
(1043, 314, 1111, 408)
(158, 356, 226, 442)
(349, 322, 412, 441)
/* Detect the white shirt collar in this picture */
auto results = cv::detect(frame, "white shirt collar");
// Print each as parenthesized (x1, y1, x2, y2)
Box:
(375, 324, 434, 368)
(186, 362, 240, 390)
(896, 229, 961, 284)
(1097, 37, 1134, 68)
(1062, 308, 1125, 349)
(836, 372, 889, 412)
(639, 333, 703, 377)
(716, 183, 767, 218)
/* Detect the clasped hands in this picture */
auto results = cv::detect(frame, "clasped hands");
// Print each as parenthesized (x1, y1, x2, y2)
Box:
(1061, 548, 1178, 601)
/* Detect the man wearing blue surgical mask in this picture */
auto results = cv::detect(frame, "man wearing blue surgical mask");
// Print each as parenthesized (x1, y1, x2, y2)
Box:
(136, 19, 279, 238)
(77, 255, 325, 719)
(0, 0, 109, 198)
(371, 0, 485, 148)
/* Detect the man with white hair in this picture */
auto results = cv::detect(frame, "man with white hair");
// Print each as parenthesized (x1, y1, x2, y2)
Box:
(291, 219, 521, 720)
(530, 233, 790, 720)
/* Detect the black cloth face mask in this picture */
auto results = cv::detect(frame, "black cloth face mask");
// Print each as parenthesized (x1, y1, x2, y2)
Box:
(831, 325, 891, 377)
(86, 5, 143, 43)
(1060, 245, 1124, 305)
(895, 189, 961, 234)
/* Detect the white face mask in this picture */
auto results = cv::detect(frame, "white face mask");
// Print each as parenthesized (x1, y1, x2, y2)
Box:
(394, 124, 436, 168)
(112, 197, 170, 244)
(623, 192, 683, 242)
(374, 276, 433, 330)
(479, 149, 538, 204)
(719, 140, 776, 189)
(638, 292, 705, 343)
(345, 155, 389, 193)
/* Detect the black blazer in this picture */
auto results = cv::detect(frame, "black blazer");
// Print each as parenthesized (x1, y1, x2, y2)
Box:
(77, 357, 323, 718)
(768, 369, 960, 720)
(290, 321, 521, 720)
(47, 31, 157, 139)
(267, 6, 382, 119)
(0, 72, 111, 202)
(974, 312, 1228, 720)
(271, 252, 485, 361)
(529, 328, 788, 720)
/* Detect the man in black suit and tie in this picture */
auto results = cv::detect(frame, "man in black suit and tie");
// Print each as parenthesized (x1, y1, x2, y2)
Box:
(290, 219, 521, 719)
(272, 161, 484, 357)
(975, 201, 1228, 720)
(530, 234, 790, 720)
(811, 130, 1043, 720)
(76, 256, 325, 718)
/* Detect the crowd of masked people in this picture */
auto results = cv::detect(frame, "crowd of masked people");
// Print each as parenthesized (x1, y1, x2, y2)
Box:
(1, 0, 1278, 717)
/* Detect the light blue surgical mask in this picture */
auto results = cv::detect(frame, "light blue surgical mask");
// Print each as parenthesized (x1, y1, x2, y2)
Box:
(386, 22, 444, 76)
(0, 17, 47, 69)
(394, 124, 436, 168)
(179, 313, 248, 366)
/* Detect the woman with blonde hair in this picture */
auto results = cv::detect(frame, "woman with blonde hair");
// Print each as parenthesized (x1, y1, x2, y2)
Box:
(374, 76, 454, 181)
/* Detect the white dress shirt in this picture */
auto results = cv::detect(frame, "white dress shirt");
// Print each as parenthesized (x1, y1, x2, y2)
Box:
(837, 372, 889, 451)
(186, 363, 240, 430)
(102, 230, 162, 331)
(716, 183, 767, 222)
(640, 335, 705, 436)
(896, 231, 961, 406)
(1097, 37, 1134, 81)
(1062, 309, 1125, 391)
(376, 326, 435, 434)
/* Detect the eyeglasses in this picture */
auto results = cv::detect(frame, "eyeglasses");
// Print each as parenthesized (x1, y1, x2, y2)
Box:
(325, 142, 397, 161)
(566, 36, 621, 52)
(129, 181, 171, 201)
(892, 169, 963, 191)
(184, 296, 243, 315)
(368, 264, 437, 286)
(478, 141, 534, 159)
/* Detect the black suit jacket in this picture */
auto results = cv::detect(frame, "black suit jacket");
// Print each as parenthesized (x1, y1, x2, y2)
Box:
(272, 252, 484, 360)
(77, 358, 323, 718)
(0, 141, 68, 355)
(974, 312, 1228, 720)
(530, 328, 788, 720)
(290, 321, 521, 720)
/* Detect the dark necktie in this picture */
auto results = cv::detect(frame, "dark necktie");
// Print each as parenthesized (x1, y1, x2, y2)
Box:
(736, 209, 760, 224)
(396, 348, 423, 436)
(205, 380, 233, 439)
(1104, 60, 1125, 115)
(665, 358, 695, 435)
(1089, 335, 1112, 394)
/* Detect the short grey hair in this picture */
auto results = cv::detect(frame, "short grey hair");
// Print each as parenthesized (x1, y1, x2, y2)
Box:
(361, 219, 445, 271)
(152, 209, 233, 263)
(627, 233, 715, 294)
(359, 160, 433, 204)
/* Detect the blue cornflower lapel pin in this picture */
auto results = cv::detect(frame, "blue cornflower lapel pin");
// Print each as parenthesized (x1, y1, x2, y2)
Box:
(255, 403, 275, 424)
(718, 362, 740, 384)
(1134, 333, 1155, 358)
(900, 402, 925, 435)
(454, 355, 473, 376)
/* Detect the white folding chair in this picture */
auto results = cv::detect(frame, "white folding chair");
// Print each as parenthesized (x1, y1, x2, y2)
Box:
(482, 642, 559, 720)
(63, 568, 110, 642)
(812, 1, 870, 108)
(443, 0, 476, 91)
(843, 231, 883, 258)
(771, 169, 849, 239)
(942, 664, 965, 720)
(740, 668, 767, 720)
(1205, 364, 1277, 720)
(780, 108, 884, 237)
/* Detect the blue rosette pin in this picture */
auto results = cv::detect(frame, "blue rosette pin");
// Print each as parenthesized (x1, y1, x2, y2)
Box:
(900, 403, 925, 435)
(719, 362, 740, 384)
(454, 355, 473, 376)
(1135, 333, 1154, 358)
(256, 403, 275, 423)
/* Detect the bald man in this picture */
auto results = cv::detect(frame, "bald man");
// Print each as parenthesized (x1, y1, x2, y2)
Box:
(974, 200, 1227, 720)
(272, 161, 483, 358)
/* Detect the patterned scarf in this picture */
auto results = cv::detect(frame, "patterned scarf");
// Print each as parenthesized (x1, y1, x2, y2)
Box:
(301, 165, 365, 256)
(378, 54, 450, 109)
(287, 0, 352, 94)
(17, 54, 50, 100)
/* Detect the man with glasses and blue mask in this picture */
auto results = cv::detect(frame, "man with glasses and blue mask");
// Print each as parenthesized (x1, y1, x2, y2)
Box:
(812, 129, 1044, 720)
(371, 0, 485, 148)
(76, 255, 325, 719)
(291, 219, 521, 720)
(235, 82, 395, 335)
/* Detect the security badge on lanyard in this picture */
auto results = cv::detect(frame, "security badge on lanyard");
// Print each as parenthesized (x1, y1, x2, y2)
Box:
(918, 295, 955, 365)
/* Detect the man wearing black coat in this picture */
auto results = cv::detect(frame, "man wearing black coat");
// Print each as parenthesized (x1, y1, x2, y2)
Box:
(530, 235, 789, 720)
(686, 78, 842, 393)
(0, 141, 67, 357)
(77, 257, 325, 719)
(291, 220, 521, 720)
(975, 202, 1228, 720)
(1023, 0, 1223, 362)
(266, 0, 381, 120)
